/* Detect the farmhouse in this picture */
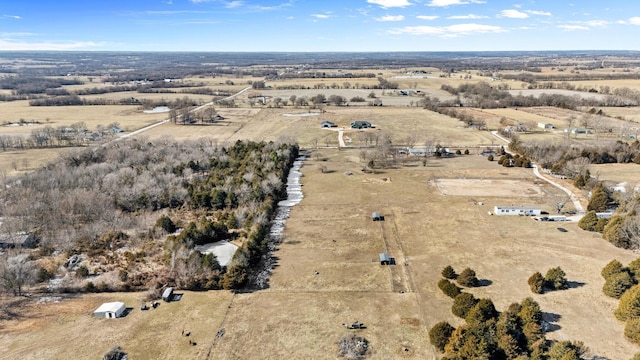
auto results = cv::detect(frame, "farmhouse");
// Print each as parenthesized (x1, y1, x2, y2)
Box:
(494, 206, 541, 216)
(350, 121, 372, 129)
(538, 122, 554, 129)
(321, 120, 336, 128)
(93, 301, 126, 319)
(564, 127, 590, 134)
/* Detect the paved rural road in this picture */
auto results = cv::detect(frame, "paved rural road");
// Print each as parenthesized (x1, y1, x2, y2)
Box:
(490, 131, 586, 217)
(116, 86, 252, 141)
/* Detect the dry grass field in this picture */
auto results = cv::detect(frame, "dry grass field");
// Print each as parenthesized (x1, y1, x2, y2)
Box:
(4, 62, 640, 360)
(0, 291, 234, 360)
(0, 101, 166, 134)
(3, 152, 639, 359)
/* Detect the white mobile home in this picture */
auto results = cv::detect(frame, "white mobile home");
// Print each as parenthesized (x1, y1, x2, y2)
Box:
(93, 301, 126, 319)
(494, 206, 541, 216)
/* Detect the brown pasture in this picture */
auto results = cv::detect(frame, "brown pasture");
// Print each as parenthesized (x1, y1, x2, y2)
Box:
(3, 152, 639, 359)
(3, 67, 640, 359)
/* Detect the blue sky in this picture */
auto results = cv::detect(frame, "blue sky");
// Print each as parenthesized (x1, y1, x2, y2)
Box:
(1, 0, 639, 51)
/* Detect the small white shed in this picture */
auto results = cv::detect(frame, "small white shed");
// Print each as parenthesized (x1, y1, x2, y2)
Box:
(93, 301, 126, 319)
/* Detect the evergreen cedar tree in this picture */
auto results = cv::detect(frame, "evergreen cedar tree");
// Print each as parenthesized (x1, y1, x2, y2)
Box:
(438, 279, 462, 298)
(528, 272, 545, 294)
(441, 265, 457, 279)
(457, 268, 479, 287)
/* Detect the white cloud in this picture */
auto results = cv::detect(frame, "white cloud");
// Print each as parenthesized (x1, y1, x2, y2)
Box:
(526, 10, 552, 16)
(427, 0, 485, 7)
(376, 15, 405, 21)
(585, 20, 607, 27)
(2, 15, 22, 19)
(311, 14, 330, 19)
(0, 40, 103, 51)
(447, 14, 488, 19)
(628, 17, 640, 25)
(389, 23, 505, 37)
(226, 1, 243, 8)
(498, 9, 529, 18)
(417, 15, 439, 20)
(557, 24, 589, 31)
(367, 0, 412, 8)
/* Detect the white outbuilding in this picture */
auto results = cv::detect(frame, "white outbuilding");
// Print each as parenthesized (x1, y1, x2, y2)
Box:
(93, 301, 126, 319)
(494, 206, 541, 216)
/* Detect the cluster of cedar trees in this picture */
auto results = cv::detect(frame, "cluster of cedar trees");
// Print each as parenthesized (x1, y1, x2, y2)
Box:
(527, 267, 569, 294)
(600, 259, 640, 346)
(431, 266, 588, 359)
(579, 182, 640, 250)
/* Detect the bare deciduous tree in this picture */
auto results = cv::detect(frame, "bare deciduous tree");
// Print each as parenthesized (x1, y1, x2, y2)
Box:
(0, 253, 36, 296)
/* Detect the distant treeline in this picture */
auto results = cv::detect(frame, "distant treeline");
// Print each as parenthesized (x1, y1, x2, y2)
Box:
(439, 82, 637, 108)
(0, 76, 83, 95)
(29, 95, 203, 108)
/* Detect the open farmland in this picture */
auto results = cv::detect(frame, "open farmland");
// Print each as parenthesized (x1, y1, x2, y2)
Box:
(4, 51, 640, 360)
(2, 152, 639, 359)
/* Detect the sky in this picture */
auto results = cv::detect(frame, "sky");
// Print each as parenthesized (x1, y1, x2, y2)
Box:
(1, 0, 640, 52)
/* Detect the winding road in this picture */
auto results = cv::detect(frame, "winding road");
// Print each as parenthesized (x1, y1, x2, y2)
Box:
(491, 131, 585, 216)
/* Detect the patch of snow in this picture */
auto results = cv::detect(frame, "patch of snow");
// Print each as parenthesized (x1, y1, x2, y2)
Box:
(143, 106, 171, 114)
(195, 241, 239, 267)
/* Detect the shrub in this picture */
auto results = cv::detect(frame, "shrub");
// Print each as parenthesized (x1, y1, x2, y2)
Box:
(103, 345, 127, 360)
(438, 279, 462, 298)
(625, 318, 640, 345)
(487, 155, 494, 161)
(441, 265, 457, 279)
(578, 210, 598, 232)
(544, 267, 568, 290)
(632, 353, 640, 360)
(603, 216, 629, 249)
(547, 341, 587, 360)
(616, 284, 640, 321)
(429, 321, 455, 352)
(457, 268, 479, 287)
(587, 183, 609, 212)
(464, 149, 470, 155)
(595, 217, 609, 233)
(155, 215, 177, 233)
(601, 259, 626, 280)
(452, 293, 478, 318)
(76, 265, 89, 278)
(629, 258, 640, 279)
(465, 298, 498, 326)
(337, 333, 369, 359)
(603, 271, 635, 299)
(528, 272, 545, 294)
(518, 297, 542, 325)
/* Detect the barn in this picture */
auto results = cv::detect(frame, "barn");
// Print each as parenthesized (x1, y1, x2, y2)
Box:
(93, 301, 126, 319)
(493, 206, 541, 216)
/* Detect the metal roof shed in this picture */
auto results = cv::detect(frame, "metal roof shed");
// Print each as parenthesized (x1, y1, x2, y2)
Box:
(379, 253, 390, 265)
(93, 301, 126, 319)
(162, 287, 174, 302)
